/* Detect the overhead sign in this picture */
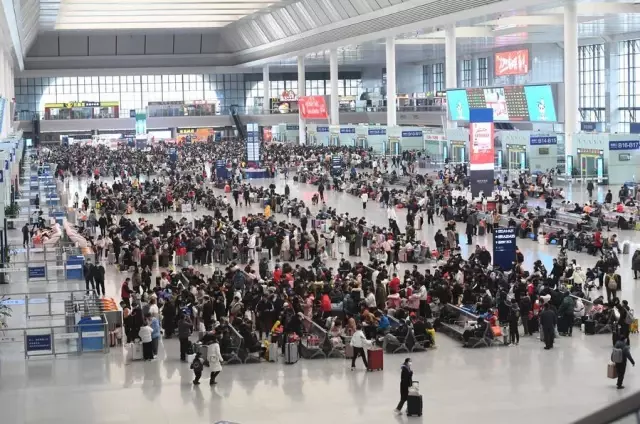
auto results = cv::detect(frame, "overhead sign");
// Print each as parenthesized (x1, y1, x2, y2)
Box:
(285, 124, 299, 131)
(298, 96, 329, 119)
(44, 101, 119, 108)
(340, 128, 355, 134)
(402, 130, 423, 138)
(609, 141, 640, 150)
(424, 134, 445, 141)
(368, 128, 386, 136)
(495, 49, 530, 76)
(317, 126, 329, 133)
(529, 136, 558, 145)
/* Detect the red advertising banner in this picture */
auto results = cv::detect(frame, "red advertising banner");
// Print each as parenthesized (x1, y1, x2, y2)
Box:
(299, 96, 329, 119)
(494, 49, 529, 76)
(469, 122, 495, 169)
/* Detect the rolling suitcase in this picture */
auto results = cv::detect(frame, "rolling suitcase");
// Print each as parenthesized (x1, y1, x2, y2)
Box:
(557, 316, 570, 335)
(268, 342, 279, 363)
(284, 343, 298, 364)
(345, 344, 354, 359)
(107, 252, 115, 265)
(407, 382, 423, 417)
(584, 319, 596, 335)
(478, 225, 486, 236)
(367, 348, 383, 371)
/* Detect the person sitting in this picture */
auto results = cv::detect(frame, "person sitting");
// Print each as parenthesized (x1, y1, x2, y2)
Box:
(462, 317, 488, 346)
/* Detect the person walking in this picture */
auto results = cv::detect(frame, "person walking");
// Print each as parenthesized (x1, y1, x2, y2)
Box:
(394, 358, 413, 414)
(22, 223, 30, 248)
(208, 336, 224, 385)
(587, 180, 594, 199)
(540, 303, 557, 350)
(350, 324, 370, 370)
(178, 315, 192, 362)
(612, 334, 636, 389)
(191, 352, 204, 385)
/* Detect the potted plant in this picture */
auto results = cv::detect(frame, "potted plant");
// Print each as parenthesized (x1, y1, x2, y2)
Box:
(0, 295, 12, 329)
(4, 203, 20, 229)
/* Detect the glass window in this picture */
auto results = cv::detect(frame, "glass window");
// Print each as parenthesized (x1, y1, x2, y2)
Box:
(617, 41, 638, 131)
(460, 59, 472, 88)
(432, 63, 444, 92)
(580, 44, 606, 124)
(477, 57, 489, 87)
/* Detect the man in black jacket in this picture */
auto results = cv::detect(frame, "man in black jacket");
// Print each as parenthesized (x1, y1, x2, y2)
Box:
(540, 303, 557, 349)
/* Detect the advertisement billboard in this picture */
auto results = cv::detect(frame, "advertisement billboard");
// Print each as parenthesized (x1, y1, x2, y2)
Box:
(494, 49, 530, 76)
(523, 85, 557, 122)
(469, 108, 495, 197)
(298, 96, 329, 119)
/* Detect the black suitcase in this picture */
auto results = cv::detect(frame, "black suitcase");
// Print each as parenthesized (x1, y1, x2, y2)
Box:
(584, 319, 596, 335)
(407, 394, 423, 417)
(557, 316, 570, 335)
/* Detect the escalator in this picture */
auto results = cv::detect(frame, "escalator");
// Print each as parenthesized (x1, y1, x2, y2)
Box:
(230, 105, 247, 141)
(573, 391, 640, 423)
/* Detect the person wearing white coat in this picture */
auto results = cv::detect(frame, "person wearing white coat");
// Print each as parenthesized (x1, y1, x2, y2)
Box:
(208, 339, 224, 385)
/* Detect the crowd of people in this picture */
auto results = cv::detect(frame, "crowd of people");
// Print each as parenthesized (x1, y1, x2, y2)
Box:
(31, 139, 640, 397)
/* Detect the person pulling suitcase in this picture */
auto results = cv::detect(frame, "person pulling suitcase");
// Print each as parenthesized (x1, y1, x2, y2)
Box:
(395, 358, 421, 416)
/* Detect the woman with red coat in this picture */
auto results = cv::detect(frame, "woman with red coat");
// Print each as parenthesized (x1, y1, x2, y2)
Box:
(594, 230, 603, 255)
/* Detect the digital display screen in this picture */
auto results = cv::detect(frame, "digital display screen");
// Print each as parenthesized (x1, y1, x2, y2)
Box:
(523, 85, 557, 122)
(446, 84, 556, 122)
(446, 90, 470, 121)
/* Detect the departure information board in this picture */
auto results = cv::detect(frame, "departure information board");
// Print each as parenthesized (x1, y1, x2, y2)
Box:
(503, 85, 529, 121)
(446, 84, 557, 122)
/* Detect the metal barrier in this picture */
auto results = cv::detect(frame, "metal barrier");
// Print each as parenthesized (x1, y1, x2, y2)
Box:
(0, 244, 84, 283)
(0, 290, 99, 328)
(0, 318, 110, 358)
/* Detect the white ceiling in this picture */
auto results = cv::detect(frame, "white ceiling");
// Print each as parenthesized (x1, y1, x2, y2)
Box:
(40, 0, 287, 30)
(8, 0, 640, 72)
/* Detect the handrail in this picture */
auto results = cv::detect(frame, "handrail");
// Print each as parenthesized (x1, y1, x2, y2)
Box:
(572, 391, 640, 424)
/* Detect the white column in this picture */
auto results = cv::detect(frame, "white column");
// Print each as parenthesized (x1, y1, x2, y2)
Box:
(445, 26, 457, 89)
(262, 65, 270, 113)
(564, 1, 578, 161)
(297, 55, 306, 145)
(329, 48, 339, 125)
(385, 37, 397, 127)
(0, 50, 5, 138)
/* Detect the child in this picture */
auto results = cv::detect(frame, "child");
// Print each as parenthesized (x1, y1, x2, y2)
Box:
(190, 352, 204, 385)
(138, 317, 153, 361)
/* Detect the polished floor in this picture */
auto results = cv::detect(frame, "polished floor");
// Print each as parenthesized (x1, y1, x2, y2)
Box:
(1, 171, 640, 424)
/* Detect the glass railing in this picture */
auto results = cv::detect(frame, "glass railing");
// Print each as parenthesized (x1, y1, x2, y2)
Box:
(573, 391, 640, 424)
(23, 105, 447, 120)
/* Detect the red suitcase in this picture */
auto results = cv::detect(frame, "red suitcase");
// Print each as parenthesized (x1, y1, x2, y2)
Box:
(367, 348, 383, 371)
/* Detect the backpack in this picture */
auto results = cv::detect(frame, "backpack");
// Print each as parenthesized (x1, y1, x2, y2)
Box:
(625, 309, 635, 325)
(190, 358, 203, 372)
(611, 347, 624, 364)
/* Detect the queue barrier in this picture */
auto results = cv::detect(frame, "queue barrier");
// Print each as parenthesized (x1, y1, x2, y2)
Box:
(0, 318, 110, 358)
(0, 290, 99, 328)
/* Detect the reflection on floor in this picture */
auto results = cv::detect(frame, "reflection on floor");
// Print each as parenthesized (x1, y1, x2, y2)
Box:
(0, 175, 639, 424)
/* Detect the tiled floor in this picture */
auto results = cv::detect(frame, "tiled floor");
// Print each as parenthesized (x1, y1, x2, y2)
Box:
(1, 173, 639, 424)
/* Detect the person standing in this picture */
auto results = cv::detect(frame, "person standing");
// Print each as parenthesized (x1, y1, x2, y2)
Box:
(508, 301, 520, 346)
(350, 324, 370, 370)
(361, 191, 368, 210)
(540, 303, 557, 350)
(612, 334, 635, 389)
(150, 313, 161, 357)
(318, 182, 325, 202)
(138, 317, 154, 361)
(208, 336, 224, 385)
(394, 358, 414, 414)
(22, 223, 30, 248)
(94, 263, 106, 297)
(178, 315, 192, 362)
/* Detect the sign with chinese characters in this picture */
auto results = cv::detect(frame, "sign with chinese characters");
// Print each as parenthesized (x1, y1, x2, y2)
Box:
(298, 96, 329, 119)
(28, 266, 46, 279)
(26, 334, 52, 352)
(317, 126, 329, 133)
(494, 49, 530, 77)
(285, 124, 299, 131)
(401, 130, 423, 138)
(368, 128, 386, 136)
(609, 140, 640, 150)
(340, 128, 355, 134)
(424, 133, 446, 141)
(493, 227, 517, 270)
(529, 136, 558, 145)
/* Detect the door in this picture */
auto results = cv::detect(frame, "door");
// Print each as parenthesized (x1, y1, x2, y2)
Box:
(508, 149, 520, 172)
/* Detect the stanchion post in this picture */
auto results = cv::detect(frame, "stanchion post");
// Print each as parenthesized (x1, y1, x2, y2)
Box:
(51, 327, 56, 356)
(47, 293, 52, 317)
